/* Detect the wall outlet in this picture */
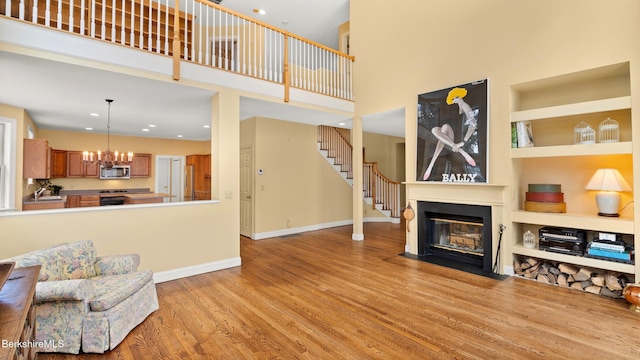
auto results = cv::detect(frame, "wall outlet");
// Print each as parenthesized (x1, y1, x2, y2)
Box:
(286, 219, 291, 228)
(225, 191, 232, 199)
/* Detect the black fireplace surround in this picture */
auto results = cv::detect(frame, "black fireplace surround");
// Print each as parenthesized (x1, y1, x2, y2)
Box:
(417, 201, 493, 273)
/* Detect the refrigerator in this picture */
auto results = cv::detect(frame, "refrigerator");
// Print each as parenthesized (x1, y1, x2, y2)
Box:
(184, 165, 195, 201)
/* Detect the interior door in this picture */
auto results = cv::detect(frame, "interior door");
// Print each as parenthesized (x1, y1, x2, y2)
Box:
(156, 157, 171, 199)
(171, 158, 182, 202)
(155, 156, 185, 202)
(240, 147, 253, 238)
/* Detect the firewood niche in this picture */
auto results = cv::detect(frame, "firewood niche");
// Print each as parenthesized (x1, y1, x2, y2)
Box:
(514, 255, 634, 299)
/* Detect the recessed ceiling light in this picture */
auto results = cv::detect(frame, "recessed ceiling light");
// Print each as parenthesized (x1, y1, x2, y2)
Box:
(148, 124, 156, 128)
(282, 20, 289, 25)
(203, 125, 210, 128)
(338, 122, 346, 126)
(142, 128, 150, 132)
(85, 127, 93, 131)
(89, 113, 99, 117)
(177, 135, 183, 138)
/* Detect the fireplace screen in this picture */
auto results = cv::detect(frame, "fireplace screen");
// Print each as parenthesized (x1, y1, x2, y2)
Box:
(432, 217, 484, 257)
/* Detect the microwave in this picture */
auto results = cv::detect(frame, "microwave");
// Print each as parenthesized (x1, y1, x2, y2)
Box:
(100, 165, 131, 180)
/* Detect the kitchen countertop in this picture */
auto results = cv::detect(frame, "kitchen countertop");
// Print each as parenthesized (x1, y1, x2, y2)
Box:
(22, 195, 67, 205)
(124, 193, 171, 199)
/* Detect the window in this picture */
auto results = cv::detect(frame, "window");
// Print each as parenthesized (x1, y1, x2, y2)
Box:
(0, 117, 17, 211)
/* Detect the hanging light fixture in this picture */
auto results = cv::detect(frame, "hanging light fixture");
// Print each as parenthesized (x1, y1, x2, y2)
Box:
(83, 99, 133, 169)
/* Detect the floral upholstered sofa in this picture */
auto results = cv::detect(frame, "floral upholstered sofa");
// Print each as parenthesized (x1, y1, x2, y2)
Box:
(2, 240, 159, 354)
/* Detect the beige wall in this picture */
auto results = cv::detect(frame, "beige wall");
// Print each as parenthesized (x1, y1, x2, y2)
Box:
(243, 117, 353, 234)
(351, 0, 640, 183)
(363, 132, 404, 182)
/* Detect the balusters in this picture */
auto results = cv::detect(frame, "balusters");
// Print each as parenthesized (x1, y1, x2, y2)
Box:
(162, 0, 168, 53)
(120, 0, 126, 44)
(32, 0, 37, 22)
(111, 0, 116, 41)
(129, 0, 135, 45)
(154, 0, 160, 51)
(146, 0, 151, 49)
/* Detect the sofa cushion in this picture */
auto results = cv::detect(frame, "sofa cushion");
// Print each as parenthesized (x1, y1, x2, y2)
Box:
(88, 270, 153, 312)
(7, 247, 64, 282)
(57, 240, 98, 280)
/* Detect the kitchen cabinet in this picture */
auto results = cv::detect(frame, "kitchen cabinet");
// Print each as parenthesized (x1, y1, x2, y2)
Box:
(66, 195, 80, 208)
(51, 149, 67, 178)
(187, 154, 211, 200)
(67, 151, 85, 177)
(79, 195, 100, 207)
(23, 139, 51, 179)
(67, 151, 98, 178)
(23, 200, 66, 211)
(130, 153, 152, 177)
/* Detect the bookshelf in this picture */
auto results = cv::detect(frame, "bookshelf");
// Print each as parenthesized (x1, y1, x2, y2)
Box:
(509, 62, 636, 279)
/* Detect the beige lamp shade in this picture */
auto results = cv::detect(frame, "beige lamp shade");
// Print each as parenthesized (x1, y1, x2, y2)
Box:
(585, 168, 631, 217)
(585, 168, 631, 191)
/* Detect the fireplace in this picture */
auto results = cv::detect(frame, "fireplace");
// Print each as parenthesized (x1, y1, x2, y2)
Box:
(417, 201, 493, 273)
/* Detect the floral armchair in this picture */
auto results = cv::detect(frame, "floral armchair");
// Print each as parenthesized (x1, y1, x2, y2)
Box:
(3, 240, 159, 354)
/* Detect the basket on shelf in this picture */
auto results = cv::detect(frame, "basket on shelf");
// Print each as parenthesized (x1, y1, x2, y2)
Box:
(598, 117, 619, 143)
(574, 121, 596, 145)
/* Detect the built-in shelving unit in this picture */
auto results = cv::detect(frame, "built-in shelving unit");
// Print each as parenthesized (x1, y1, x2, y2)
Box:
(509, 62, 636, 279)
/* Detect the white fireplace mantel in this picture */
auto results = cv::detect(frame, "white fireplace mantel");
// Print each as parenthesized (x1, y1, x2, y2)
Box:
(404, 182, 510, 273)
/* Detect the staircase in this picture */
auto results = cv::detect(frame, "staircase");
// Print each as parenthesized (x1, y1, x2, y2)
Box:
(317, 125, 401, 223)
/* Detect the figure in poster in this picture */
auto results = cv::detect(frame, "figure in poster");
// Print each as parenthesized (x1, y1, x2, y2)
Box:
(422, 87, 477, 180)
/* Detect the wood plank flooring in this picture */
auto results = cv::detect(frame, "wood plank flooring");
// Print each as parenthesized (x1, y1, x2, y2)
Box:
(40, 223, 640, 359)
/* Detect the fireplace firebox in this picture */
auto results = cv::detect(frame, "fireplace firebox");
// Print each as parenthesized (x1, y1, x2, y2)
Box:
(417, 201, 493, 273)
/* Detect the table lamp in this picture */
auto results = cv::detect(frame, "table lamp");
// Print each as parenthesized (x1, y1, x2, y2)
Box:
(585, 168, 632, 217)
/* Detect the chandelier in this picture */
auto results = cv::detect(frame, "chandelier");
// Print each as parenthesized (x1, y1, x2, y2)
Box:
(83, 99, 133, 169)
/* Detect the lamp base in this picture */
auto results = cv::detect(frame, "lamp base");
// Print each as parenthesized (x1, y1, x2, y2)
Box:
(595, 191, 621, 218)
(597, 212, 620, 217)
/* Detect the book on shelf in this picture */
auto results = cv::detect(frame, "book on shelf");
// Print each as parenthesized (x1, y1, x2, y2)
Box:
(587, 247, 632, 261)
(589, 242, 626, 252)
(516, 121, 534, 148)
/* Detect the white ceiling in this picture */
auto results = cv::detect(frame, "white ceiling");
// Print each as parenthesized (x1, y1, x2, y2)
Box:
(1, 0, 407, 141)
(220, 0, 350, 50)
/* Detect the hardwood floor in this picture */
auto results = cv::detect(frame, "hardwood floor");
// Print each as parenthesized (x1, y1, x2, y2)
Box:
(41, 223, 640, 359)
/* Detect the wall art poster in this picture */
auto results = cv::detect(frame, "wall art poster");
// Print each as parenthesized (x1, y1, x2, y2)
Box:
(416, 79, 488, 183)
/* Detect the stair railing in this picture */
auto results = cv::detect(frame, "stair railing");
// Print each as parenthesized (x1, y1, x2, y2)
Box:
(318, 125, 400, 218)
(363, 162, 401, 218)
(318, 125, 353, 179)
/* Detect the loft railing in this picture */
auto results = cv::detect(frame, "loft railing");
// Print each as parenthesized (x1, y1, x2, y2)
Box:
(0, 0, 355, 102)
(317, 125, 401, 219)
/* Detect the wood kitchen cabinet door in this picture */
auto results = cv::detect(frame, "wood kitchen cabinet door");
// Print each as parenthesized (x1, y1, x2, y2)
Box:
(66, 151, 85, 177)
(130, 153, 151, 177)
(23, 139, 51, 179)
(67, 151, 98, 177)
(51, 149, 67, 178)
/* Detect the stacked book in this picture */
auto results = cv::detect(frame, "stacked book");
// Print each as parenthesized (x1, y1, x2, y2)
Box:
(586, 232, 634, 263)
(524, 184, 566, 213)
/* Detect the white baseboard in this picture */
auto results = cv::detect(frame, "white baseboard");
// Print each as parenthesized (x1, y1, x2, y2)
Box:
(252, 220, 353, 240)
(153, 257, 242, 283)
(252, 217, 401, 240)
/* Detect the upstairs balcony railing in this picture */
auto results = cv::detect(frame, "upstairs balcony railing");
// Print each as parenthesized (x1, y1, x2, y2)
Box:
(0, 0, 355, 102)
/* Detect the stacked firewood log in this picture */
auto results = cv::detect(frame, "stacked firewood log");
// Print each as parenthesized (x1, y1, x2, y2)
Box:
(514, 256, 633, 298)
